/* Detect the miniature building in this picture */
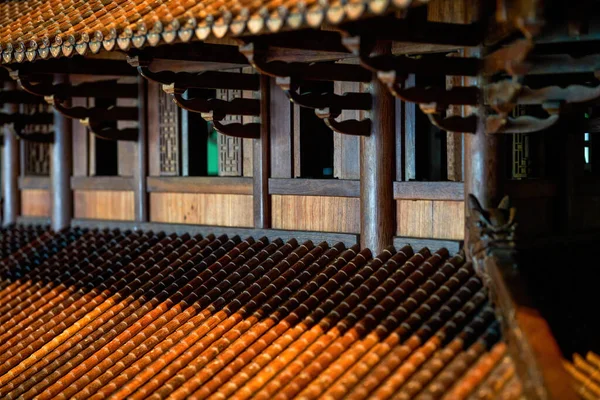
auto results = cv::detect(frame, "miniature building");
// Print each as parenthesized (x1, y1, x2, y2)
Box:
(0, 0, 598, 398)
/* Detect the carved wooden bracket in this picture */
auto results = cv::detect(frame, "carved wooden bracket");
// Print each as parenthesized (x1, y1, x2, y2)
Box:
(239, 42, 371, 82)
(0, 112, 53, 125)
(211, 119, 260, 139)
(129, 56, 260, 92)
(342, 35, 481, 76)
(278, 77, 372, 136)
(243, 42, 374, 137)
(82, 118, 138, 141)
(13, 72, 137, 100)
(314, 107, 371, 136)
(47, 96, 138, 121)
(129, 54, 262, 139)
(486, 114, 561, 134)
(44, 96, 138, 141)
(485, 80, 600, 114)
(0, 112, 54, 143)
(0, 90, 45, 105)
(13, 126, 54, 143)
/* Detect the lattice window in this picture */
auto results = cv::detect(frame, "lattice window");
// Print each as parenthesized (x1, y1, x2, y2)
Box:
(511, 105, 529, 179)
(22, 103, 51, 176)
(217, 88, 243, 176)
(24, 141, 50, 176)
(158, 88, 180, 176)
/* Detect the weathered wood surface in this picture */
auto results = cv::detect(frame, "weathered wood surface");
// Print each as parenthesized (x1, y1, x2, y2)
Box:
(487, 254, 578, 400)
(361, 41, 395, 253)
(150, 192, 253, 227)
(272, 194, 360, 234)
(21, 189, 51, 217)
(18, 176, 50, 190)
(147, 176, 253, 194)
(397, 200, 464, 240)
(394, 181, 464, 201)
(2, 81, 19, 226)
(52, 74, 73, 231)
(71, 176, 135, 191)
(74, 190, 135, 221)
(254, 75, 271, 229)
(269, 179, 359, 197)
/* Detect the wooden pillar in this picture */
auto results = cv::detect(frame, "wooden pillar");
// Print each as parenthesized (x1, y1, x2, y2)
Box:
(135, 76, 149, 222)
(253, 75, 271, 228)
(2, 81, 20, 226)
(361, 41, 395, 254)
(463, 57, 505, 252)
(51, 74, 72, 231)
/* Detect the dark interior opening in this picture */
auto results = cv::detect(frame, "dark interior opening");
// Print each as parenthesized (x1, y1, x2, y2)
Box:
(415, 74, 447, 181)
(92, 97, 118, 176)
(182, 88, 213, 177)
(298, 81, 334, 179)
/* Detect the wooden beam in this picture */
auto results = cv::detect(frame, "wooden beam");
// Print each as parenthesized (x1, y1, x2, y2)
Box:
(147, 177, 252, 194)
(361, 41, 395, 254)
(269, 179, 360, 198)
(71, 176, 135, 191)
(393, 181, 464, 201)
(135, 76, 148, 222)
(253, 75, 271, 229)
(51, 74, 73, 231)
(8, 57, 137, 76)
(18, 176, 50, 190)
(2, 81, 19, 226)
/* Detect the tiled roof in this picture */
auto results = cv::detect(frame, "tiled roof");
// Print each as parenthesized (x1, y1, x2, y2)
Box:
(0, 0, 427, 64)
(565, 352, 600, 400)
(0, 226, 523, 399)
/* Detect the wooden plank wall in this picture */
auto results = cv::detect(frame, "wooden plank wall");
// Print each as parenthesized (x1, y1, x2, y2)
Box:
(74, 190, 135, 220)
(271, 195, 360, 234)
(397, 200, 464, 240)
(150, 193, 253, 227)
(21, 189, 51, 217)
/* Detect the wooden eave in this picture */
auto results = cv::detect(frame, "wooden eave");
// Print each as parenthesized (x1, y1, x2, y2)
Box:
(0, 0, 435, 65)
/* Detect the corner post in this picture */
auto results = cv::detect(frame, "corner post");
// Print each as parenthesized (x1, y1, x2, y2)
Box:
(464, 48, 504, 255)
(51, 74, 72, 231)
(360, 41, 395, 254)
(253, 74, 271, 228)
(135, 76, 149, 222)
(2, 81, 20, 226)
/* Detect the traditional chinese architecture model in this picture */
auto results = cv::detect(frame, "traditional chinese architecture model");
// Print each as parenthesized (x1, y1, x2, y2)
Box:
(0, 1, 598, 399)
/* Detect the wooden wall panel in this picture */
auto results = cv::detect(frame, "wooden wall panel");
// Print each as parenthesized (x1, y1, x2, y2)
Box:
(74, 190, 135, 221)
(149, 193, 253, 227)
(271, 195, 360, 234)
(21, 189, 51, 217)
(397, 200, 464, 240)
(334, 80, 360, 180)
(148, 81, 161, 177)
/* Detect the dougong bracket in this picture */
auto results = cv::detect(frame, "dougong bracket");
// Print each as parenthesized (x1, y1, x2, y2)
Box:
(83, 118, 138, 142)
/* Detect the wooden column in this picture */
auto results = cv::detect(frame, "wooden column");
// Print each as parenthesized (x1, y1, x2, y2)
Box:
(135, 76, 149, 221)
(51, 74, 72, 231)
(2, 81, 20, 226)
(253, 75, 271, 228)
(463, 69, 505, 252)
(361, 41, 395, 254)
